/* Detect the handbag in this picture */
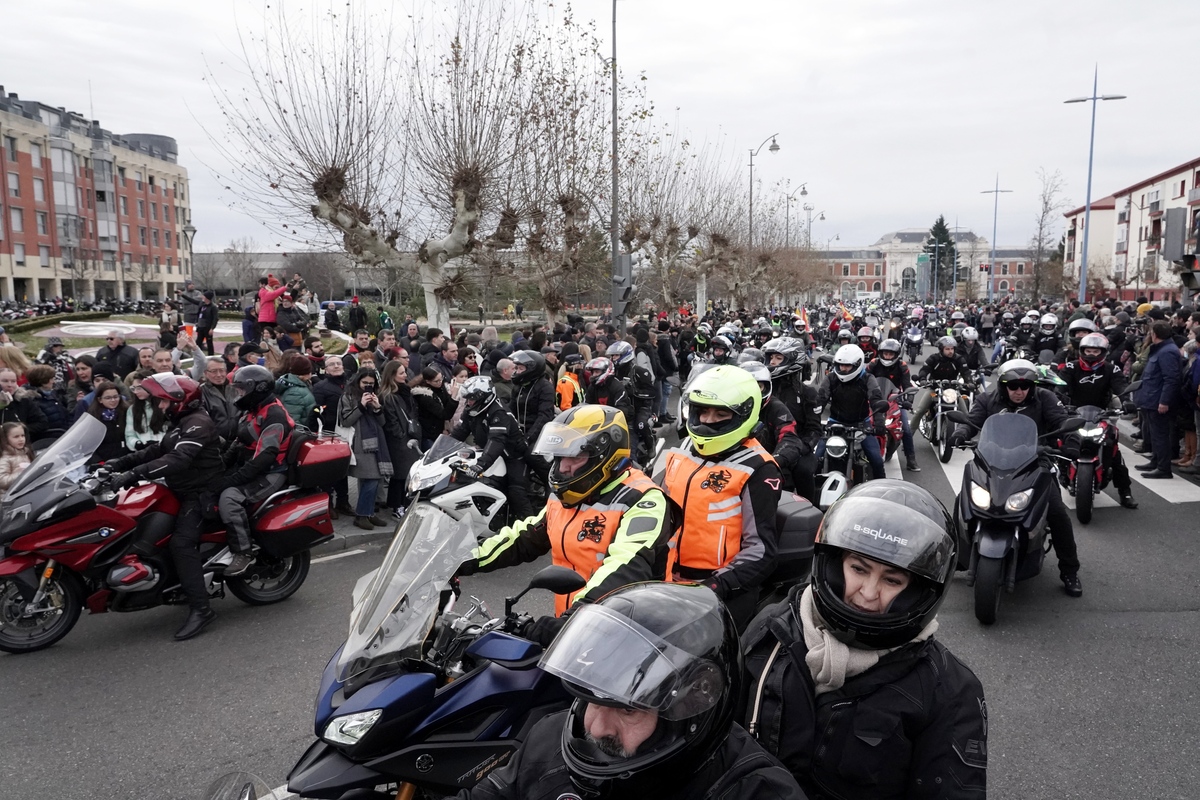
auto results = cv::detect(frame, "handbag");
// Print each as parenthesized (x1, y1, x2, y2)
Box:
(334, 399, 358, 466)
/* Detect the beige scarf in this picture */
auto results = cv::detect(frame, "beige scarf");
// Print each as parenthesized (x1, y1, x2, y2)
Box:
(798, 585, 938, 695)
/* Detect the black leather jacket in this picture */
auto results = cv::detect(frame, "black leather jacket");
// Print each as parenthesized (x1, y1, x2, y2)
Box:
(742, 589, 987, 799)
(450, 402, 526, 470)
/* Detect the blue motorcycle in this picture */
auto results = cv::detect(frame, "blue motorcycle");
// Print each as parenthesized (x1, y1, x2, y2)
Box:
(287, 502, 584, 799)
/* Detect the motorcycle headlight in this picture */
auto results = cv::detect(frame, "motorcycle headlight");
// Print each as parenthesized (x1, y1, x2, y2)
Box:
(941, 388, 960, 404)
(826, 436, 848, 459)
(1079, 426, 1104, 438)
(969, 482, 991, 509)
(1005, 489, 1033, 512)
(323, 709, 382, 746)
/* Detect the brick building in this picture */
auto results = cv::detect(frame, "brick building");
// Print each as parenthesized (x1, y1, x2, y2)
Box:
(0, 85, 193, 302)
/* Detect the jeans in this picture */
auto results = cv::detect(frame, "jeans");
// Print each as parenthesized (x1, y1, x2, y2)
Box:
(900, 409, 915, 459)
(659, 379, 673, 416)
(1145, 409, 1174, 473)
(355, 478, 381, 517)
(816, 418, 885, 480)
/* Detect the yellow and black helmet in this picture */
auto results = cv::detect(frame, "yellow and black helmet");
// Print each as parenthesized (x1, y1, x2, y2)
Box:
(533, 404, 631, 507)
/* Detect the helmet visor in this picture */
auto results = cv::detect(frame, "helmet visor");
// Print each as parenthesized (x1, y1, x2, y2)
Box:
(540, 604, 723, 721)
(817, 495, 955, 584)
(532, 421, 593, 457)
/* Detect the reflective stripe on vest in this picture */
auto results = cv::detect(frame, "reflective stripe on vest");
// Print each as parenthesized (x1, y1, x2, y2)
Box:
(661, 438, 774, 579)
(544, 469, 659, 616)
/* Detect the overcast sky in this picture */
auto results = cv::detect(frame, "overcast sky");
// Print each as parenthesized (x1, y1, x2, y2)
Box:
(4, 0, 1197, 254)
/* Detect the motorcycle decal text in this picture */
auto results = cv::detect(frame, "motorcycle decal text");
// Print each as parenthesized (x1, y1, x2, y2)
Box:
(852, 523, 909, 546)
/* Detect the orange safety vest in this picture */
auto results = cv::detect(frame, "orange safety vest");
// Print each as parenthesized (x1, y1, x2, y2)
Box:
(544, 468, 660, 616)
(556, 372, 584, 411)
(661, 438, 775, 580)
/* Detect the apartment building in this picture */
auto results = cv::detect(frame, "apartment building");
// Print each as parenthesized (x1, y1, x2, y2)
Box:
(1064, 156, 1200, 303)
(0, 85, 193, 302)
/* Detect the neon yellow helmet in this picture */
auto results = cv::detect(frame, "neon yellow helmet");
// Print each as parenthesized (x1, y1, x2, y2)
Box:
(685, 365, 761, 457)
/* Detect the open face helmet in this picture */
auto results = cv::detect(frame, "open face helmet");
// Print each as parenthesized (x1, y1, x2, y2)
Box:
(961, 326, 979, 342)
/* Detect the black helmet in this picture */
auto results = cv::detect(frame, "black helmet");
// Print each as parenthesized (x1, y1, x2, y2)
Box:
(231, 365, 275, 411)
(511, 350, 546, 386)
(735, 347, 764, 365)
(810, 481, 957, 649)
(754, 326, 774, 345)
(540, 582, 740, 799)
(460, 375, 497, 417)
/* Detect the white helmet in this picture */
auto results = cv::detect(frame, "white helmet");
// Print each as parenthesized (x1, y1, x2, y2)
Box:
(1040, 313, 1058, 332)
(962, 326, 979, 342)
(832, 344, 865, 383)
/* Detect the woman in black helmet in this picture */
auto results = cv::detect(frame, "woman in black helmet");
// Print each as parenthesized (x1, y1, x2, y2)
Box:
(741, 480, 987, 798)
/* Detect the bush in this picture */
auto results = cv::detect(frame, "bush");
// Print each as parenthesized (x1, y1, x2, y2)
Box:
(4, 311, 112, 334)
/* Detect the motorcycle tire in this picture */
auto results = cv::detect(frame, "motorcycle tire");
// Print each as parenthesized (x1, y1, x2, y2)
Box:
(0, 569, 84, 654)
(940, 432, 954, 464)
(885, 437, 899, 463)
(226, 551, 311, 605)
(1075, 462, 1095, 526)
(974, 555, 1004, 625)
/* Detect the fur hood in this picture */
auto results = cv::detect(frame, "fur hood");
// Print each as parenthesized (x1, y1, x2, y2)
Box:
(410, 385, 434, 398)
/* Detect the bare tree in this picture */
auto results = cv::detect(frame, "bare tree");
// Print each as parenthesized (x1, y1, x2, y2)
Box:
(288, 251, 346, 301)
(191, 252, 224, 291)
(1028, 168, 1070, 301)
(224, 237, 260, 296)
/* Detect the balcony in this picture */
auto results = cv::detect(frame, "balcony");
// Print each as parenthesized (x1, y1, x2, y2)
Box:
(1118, 210, 1129, 224)
(1143, 254, 1158, 270)
(1116, 239, 1128, 254)
(1189, 187, 1200, 206)
(1146, 235, 1161, 251)
(1149, 200, 1163, 217)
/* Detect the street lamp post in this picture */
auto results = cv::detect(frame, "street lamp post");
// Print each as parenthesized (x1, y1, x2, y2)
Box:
(748, 134, 780, 254)
(784, 183, 808, 249)
(181, 217, 197, 300)
(802, 204, 825, 247)
(1065, 66, 1126, 304)
(981, 175, 1012, 304)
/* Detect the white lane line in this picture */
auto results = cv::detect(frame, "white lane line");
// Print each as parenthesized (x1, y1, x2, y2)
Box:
(883, 453, 906, 481)
(1062, 489, 1119, 510)
(311, 548, 367, 564)
(266, 787, 297, 800)
(933, 442, 973, 494)
(1118, 444, 1200, 503)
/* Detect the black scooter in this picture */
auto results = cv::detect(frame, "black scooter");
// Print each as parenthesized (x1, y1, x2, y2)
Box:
(948, 411, 1084, 624)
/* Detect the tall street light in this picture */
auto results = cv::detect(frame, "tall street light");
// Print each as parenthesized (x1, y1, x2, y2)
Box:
(1065, 66, 1126, 304)
(784, 183, 808, 249)
(748, 134, 780, 253)
(803, 204, 825, 246)
(981, 175, 1011, 304)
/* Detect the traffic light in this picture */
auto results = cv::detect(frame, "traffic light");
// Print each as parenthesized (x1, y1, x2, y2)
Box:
(612, 253, 634, 320)
(979, 263, 989, 272)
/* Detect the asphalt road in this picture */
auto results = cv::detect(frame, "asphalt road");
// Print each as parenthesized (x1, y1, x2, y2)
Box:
(5, 358, 1200, 799)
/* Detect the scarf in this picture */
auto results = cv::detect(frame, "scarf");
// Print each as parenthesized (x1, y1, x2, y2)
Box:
(357, 405, 394, 477)
(798, 585, 938, 695)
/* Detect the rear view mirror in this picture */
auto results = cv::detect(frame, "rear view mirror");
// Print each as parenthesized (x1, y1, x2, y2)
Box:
(1124, 380, 1142, 397)
(527, 565, 587, 595)
(946, 410, 973, 426)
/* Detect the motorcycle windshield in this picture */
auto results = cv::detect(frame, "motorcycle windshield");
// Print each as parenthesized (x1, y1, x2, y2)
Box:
(976, 414, 1038, 472)
(424, 434, 469, 463)
(336, 503, 476, 683)
(3, 414, 104, 500)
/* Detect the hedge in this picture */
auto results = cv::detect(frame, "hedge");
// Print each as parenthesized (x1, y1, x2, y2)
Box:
(3, 311, 112, 334)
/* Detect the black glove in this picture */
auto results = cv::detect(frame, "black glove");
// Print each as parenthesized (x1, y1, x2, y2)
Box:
(705, 579, 728, 600)
(455, 558, 479, 578)
(525, 614, 568, 647)
(948, 431, 966, 448)
(109, 472, 139, 491)
(453, 461, 482, 480)
(874, 423, 887, 437)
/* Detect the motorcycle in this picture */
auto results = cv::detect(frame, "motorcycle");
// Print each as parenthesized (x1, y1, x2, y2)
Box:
(0, 416, 350, 654)
(287, 500, 587, 800)
(1058, 382, 1139, 525)
(917, 379, 970, 464)
(876, 379, 914, 464)
(905, 330, 924, 362)
(407, 434, 512, 531)
(815, 420, 871, 510)
(949, 411, 1084, 624)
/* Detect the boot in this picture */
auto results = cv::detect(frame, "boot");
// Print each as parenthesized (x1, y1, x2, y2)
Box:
(354, 516, 374, 531)
(1060, 572, 1083, 598)
(905, 454, 921, 472)
(223, 552, 256, 577)
(174, 607, 216, 641)
(1173, 431, 1196, 466)
(1119, 493, 1139, 509)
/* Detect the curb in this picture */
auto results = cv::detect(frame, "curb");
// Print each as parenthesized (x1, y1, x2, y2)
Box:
(312, 521, 397, 555)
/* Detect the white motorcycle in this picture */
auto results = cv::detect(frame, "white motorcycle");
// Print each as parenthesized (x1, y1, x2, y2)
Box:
(406, 434, 511, 531)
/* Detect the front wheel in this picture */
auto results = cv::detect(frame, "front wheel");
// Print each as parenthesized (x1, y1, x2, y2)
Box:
(1075, 462, 1095, 525)
(0, 569, 84, 654)
(940, 431, 954, 463)
(226, 551, 311, 605)
(974, 555, 1004, 625)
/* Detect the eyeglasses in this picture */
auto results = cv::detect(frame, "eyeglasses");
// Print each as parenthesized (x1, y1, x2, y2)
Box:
(106, 337, 117, 341)
(101, 394, 121, 402)
(1005, 381, 1034, 392)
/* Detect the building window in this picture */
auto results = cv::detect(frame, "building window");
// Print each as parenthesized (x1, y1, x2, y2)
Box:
(139, 227, 146, 245)
(38, 245, 50, 267)
(103, 258, 115, 272)
(36, 212, 47, 235)
(874, 264, 882, 276)
(135, 171, 143, 190)
(32, 178, 44, 203)
(10, 207, 23, 232)
(121, 224, 130, 243)
(152, 229, 159, 247)
(858, 264, 865, 276)
(137, 199, 145, 218)
(122, 253, 131, 268)
(30, 143, 41, 167)
(13, 243, 25, 265)
(120, 196, 128, 215)
(154, 256, 161, 273)
(999, 280, 1009, 292)
(164, 230, 172, 249)
(167, 257, 173, 274)
(1001, 263, 1009, 275)
(118, 166, 126, 184)
(1016, 263, 1025, 274)
(151, 202, 158, 221)
(872, 281, 882, 292)
(149, 175, 156, 192)
(7, 172, 18, 198)
(857, 281, 867, 291)
(3, 137, 16, 161)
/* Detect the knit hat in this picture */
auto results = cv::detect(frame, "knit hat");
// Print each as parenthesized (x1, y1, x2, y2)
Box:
(1136, 302, 1154, 318)
(288, 355, 313, 376)
(267, 274, 281, 288)
(560, 341, 580, 359)
(203, 290, 215, 300)
(635, 328, 650, 344)
(46, 336, 63, 347)
(93, 363, 117, 381)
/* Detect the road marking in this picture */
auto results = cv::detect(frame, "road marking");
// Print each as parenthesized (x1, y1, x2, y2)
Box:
(932, 439, 972, 493)
(266, 787, 297, 800)
(311, 548, 367, 564)
(1062, 489, 1119, 510)
(1118, 444, 1200, 503)
(883, 453, 906, 481)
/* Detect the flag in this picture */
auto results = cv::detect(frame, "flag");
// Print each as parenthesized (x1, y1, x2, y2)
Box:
(838, 302, 852, 321)
(799, 306, 809, 329)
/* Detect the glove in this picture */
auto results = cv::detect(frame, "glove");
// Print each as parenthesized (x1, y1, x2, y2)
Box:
(874, 423, 887, 437)
(948, 431, 967, 448)
(109, 472, 138, 491)
(525, 614, 568, 647)
(453, 461, 482, 480)
(455, 558, 479, 578)
(705, 579, 728, 600)
(407, 439, 422, 451)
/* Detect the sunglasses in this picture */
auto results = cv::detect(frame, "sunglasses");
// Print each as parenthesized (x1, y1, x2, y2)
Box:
(1006, 381, 1034, 392)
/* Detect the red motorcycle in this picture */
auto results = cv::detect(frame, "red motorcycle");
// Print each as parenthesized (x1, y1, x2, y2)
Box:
(0, 416, 350, 654)
(875, 378, 913, 463)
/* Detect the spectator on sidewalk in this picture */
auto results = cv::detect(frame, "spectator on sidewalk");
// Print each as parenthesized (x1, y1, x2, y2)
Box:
(256, 275, 289, 333)
(175, 280, 205, 328)
(347, 296, 368, 332)
(196, 291, 219, 355)
(95, 331, 140, 379)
